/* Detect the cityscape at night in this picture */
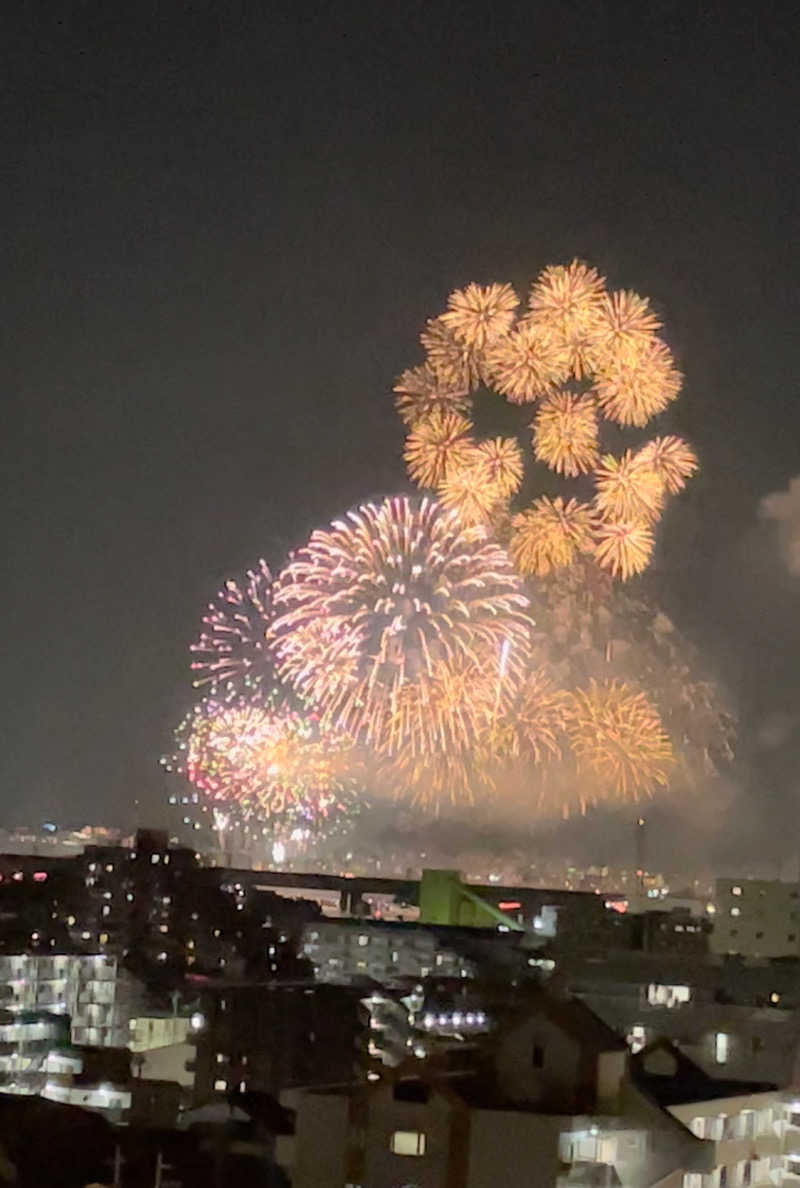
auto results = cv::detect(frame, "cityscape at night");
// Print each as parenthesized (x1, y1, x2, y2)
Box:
(3, 5, 800, 1186)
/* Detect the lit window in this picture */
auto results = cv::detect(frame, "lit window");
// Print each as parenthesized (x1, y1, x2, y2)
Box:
(730, 907, 741, 917)
(358, 935, 369, 947)
(102, 906, 110, 917)
(770, 992, 781, 1004)
(732, 886, 742, 896)
(214, 1079, 227, 1091)
(216, 1053, 225, 1064)
(99, 932, 109, 944)
(390, 1130, 426, 1156)
(715, 1032, 729, 1064)
(105, 864, 114, 873)
(151, 854, 160, 864)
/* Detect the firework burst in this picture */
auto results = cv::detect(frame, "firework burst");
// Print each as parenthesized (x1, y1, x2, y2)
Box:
(190, 560, 274, 694)
(475, 437, 524, 497)
(532, 393, 600, 477)
(164, 693, 360, 836)
(404, 409, 475, 488)
(437, 450, 504, 526)
(593, 290, 661, 361)
(420, 316, 482, 391)
(510, 497, 595, 576)
(635, 435, 699, 494)
(594, 337, 682, 427)
(440, 282, 519, 352)
(527, 260, 606, 378)
(485, 319, 570, 403)
(565, 679, 673, 800)
(593, 518, 655, 580)
(594, 451, 665, 523)
(393, 364, 471, 427)
(271, 496, 533, 759)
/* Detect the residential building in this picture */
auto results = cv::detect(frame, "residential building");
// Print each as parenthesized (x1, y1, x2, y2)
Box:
(711, 879, 800, 959)
(279, 992, 718, 1188)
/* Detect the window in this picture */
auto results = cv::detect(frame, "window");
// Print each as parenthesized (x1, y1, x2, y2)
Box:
(715, 1032, 729, 1064)
(790, 935, 797, 942)
(532, 1044, 544, 1068)
(756, 932, 764, 940)
(390, 1131, 426, 1156)
(732, 886, 742, 895)
(730, 907, 741, 917)
(357, 935, 369, 947)
(214, 1079, 227, 1091)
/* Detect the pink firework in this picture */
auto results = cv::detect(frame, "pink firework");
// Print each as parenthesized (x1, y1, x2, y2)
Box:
(190, 560, 274, 694)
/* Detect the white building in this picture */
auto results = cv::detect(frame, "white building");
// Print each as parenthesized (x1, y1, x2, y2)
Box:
(0, 953, 144, 1094)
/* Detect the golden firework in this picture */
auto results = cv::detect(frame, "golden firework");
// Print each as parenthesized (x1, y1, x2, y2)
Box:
(528, 259, 606, 325)
(527, 260, 606, 378)
(271, 497, 533, 760)
(485, 319, 570, 403)
(510, 496, 594, 576)
(440, 282, 519, 352)
(635, 435, 699, 494)
(593, 518, 654, 580)
(565, 679, 673, 799)
(404, 409, 475, 488)
(475, 436, 524, 497)
(393, 364, 471, 427)
(532, 393, 600, 477)
(593, 290, 661, 360)
(437, 449, 504, 527)
(594, 336, 682, 427)
(594, 450, 665, 523)
(421, 316, 481, 391)
(483, 667, 568, 765)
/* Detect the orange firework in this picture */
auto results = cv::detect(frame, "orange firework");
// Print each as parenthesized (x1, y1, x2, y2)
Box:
(510, 496, 594, 576)
(635, 435, 699, 494)
(594, 337, 682, 427)
(393, 363, 471, 427)
(440, 282, 519, 352)
(475, 436, 524, 497)
(593, 290, 661, 360)
(594, 450, 665, 523)
(485, 319, 570, 403)
(404, 409, 475, 488)
(421, 316, 482, 391)
(532, 393, 600, 477)
(437, 450, 504, 526)
(271, 497, 532, 761)
(565, 679, 673, 799)
(593, 518, 654, 580)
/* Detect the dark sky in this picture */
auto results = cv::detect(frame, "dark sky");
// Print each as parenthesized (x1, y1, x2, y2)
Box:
(3, 4, 800, 871)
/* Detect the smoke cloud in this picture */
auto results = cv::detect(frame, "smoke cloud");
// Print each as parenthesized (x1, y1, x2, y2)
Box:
(760, 477, 800, 575)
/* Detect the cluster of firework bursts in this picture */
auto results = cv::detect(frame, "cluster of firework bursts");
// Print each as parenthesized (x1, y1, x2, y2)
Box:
(165, 261, 728, 831)
(164, 562, 362, 857)
(397, 263, 698, 580)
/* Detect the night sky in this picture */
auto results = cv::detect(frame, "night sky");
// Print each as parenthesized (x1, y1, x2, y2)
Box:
(3, 5, 800, 872)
